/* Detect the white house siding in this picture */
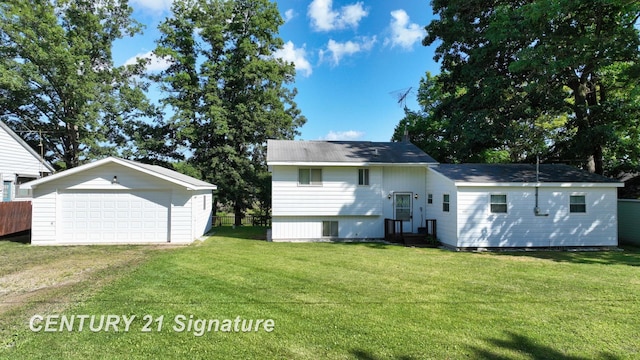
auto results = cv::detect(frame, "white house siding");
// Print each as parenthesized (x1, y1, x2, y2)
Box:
(455, 186, 619, 248)
(31, 187, 57, 244)
(0, 125, 49, 178)
(381, 166, 427, 233)
(191, 191, 213, 241)
(0, 125, 51, 201)
(271, 216, 381, 241)
(425, 168, 458, 248)
(271, 166, 384, 216)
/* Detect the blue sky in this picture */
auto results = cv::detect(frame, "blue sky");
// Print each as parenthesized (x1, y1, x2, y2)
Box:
(114, 0, 441, 142)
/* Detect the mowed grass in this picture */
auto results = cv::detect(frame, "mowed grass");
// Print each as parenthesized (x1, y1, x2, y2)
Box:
(2, 227, 640, 359)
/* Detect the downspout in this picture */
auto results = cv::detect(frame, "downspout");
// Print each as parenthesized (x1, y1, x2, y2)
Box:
(534, 156, 549, 217)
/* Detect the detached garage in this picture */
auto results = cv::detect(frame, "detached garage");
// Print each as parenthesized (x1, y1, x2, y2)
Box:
(24, 157, 217, 245)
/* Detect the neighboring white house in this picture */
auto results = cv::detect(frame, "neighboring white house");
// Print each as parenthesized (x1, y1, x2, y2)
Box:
(267, 140, 438, 241)
(267, 140, 623, 248)
(23, 157, 217, 245)
(0, 120, 54, 201)
(426, 164, 623, 249)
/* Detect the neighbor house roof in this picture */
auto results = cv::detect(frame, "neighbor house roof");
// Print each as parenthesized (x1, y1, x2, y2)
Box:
(23, 157, 217, 190)
(432, 164, 623, 186)
(0, 120, 55, 173)
(267, 140, 438, 166)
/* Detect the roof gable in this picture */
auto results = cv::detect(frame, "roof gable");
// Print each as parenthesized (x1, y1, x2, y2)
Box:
(267, 140, 438, 165)
(24, 157, 216, 190)
(433, 164, 621, 184)
(0, 120, 55, 174)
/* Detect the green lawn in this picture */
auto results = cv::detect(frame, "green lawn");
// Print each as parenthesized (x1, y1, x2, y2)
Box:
(2, 227, 639, 359)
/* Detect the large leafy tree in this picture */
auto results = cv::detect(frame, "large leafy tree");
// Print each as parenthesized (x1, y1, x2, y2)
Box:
(0, 0, 158, 169)
(421, 0, 640, 174)
(155, 0, 306, 224)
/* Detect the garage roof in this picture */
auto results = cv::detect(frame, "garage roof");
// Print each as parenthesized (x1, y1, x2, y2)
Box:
(23, 157, 217, 190)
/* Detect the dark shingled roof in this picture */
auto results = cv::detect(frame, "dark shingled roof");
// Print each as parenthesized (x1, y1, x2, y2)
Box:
(434, 164, 621, 183)
(267, 140, 438, 164)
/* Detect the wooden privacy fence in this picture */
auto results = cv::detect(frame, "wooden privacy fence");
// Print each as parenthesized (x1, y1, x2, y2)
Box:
(0, 201, 32, 237)
(212, 214, 271, 227)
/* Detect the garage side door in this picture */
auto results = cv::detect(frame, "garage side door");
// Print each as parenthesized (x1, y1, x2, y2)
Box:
(60, 190, 170, 243)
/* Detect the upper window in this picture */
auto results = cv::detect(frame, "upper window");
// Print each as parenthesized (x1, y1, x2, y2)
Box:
(570, 195, 586, 213)
(490, 194, 508, 213)
(299, 169, 322, 186)
(443, 194, 450, 212)
(427, 193, 433, 204)
(358, 169, 369, 186)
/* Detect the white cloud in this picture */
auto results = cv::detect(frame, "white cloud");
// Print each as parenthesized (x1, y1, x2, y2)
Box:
(124, 51, 172, 73)
(321, 130, 365, 141)
(283, 9, 295, 23)
(273, 41, 312, 77)
(320, 36, 376, 65)
(385, 9, 425, 50)
(308, 0, 368, 32)
(130, 0, 173, 12)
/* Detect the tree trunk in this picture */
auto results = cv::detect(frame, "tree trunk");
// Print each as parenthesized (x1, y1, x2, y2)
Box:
(234, 201, 243, 227)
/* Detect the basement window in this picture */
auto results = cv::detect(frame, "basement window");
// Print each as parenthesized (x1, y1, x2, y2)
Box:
(322, 221, 338, 237)
(570, 195, 586, 213)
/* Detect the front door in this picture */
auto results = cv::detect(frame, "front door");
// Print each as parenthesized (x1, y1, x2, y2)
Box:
(394, 192, 413, 233)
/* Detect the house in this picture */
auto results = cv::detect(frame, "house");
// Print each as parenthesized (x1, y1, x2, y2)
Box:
(267, 139, 622, 248)
(0, 120, 54, 202)
(23, 157, 217, 245)
(426, 164, 623, 249)
(267, 139, 438, 241)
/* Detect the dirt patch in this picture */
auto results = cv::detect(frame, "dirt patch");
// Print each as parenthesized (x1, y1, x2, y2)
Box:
(0, 246, 166, 316)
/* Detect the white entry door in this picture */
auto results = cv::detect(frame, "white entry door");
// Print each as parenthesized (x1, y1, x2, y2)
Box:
(59, 190, 170, 243)
(394, 192, 413, 233)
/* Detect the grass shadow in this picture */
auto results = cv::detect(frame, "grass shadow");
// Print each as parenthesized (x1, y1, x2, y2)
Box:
(470, 331, 621, 360)
(207, 226, 268, 241)
(493, 246, 640, 267)
(351, 349, 418, 360)
(0, 230, 30, 244)
(333, 241, 398, 250)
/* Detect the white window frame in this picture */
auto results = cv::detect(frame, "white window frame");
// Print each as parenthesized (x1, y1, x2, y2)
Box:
(358, 168, 369, 186)
(490, 194, 508, 214)
(298, 168, 322, 186)
(427, 193, 433, 204)
(443, 194, 450, 212)
(322, 221, 338, 237)
(569, 194, 586, 213)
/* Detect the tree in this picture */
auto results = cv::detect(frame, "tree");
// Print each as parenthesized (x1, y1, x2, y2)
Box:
(423, 0, 640, 174)
(0, 0, 157, 169)
(155, 0, 306, 225)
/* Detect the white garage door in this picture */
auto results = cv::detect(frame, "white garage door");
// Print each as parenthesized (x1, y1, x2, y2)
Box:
(60, 190, 170, 243)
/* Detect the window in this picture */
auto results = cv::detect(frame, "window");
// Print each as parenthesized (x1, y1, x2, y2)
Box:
(570, 195, 586, 213)
(443, 194, 450, 212)
(2, 181, 11, 202)
(358, 169, 369, 186)
(490, 194, 508, 213)
(299, 169, 322, 185)
(427, 193, 433, 204)
(322, 221, 338, 237)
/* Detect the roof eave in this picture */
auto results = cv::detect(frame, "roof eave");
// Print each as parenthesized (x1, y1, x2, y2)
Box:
(453, 181, 624, 188)
(24, 157, 216, 190)
(267, 161, 438, 167)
